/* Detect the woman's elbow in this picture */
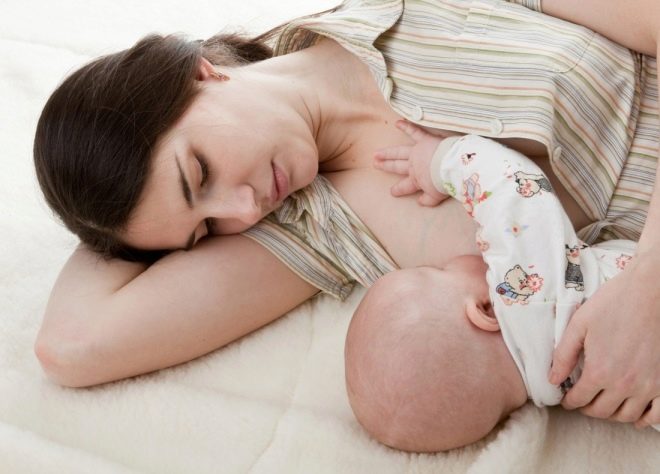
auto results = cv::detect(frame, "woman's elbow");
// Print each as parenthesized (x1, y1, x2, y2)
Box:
(34, 331, 95, 388)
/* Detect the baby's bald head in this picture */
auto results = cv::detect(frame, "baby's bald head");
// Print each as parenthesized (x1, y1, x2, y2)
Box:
(345, 260, 527, 452)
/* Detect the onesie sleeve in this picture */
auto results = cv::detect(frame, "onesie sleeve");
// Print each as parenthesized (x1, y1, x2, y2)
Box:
(432, 134, 584, 406)
(431, 135, 582, 305)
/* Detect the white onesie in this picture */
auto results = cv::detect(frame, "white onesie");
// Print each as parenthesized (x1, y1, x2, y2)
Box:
(430, 135, 657, 431)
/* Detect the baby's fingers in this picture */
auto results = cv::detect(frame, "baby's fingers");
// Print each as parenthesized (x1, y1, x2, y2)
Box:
(374, 144, 412, 162)
(373, 158, 410, 175)
(395, 120, 429, 142)
(418, 193, 447, 207)
(391, 176, 420, 197)
(374, 145, 412, 175)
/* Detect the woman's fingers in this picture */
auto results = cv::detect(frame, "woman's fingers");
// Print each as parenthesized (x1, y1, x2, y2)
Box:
(609, 397, 652, 424)
(556, 258, 660, 422)
(552, 311, 596, 411)
(579, 389, 625, 419)
(560, 373, 603, 411)
(635, 398, 660, 429)
(391, 176, 420, 197)
(549, 315, 586, 385)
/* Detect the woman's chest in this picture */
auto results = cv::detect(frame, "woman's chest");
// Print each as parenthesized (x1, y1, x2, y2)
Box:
(320, 120, 591, 269)
(323, 168, 480, 269)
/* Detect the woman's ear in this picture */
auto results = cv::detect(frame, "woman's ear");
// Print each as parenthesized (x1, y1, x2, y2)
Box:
(196, 57, 217, 81)
(465, 298, 499, 332)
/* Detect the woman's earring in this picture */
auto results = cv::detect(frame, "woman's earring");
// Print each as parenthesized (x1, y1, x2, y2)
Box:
(210, 71, 230, 81)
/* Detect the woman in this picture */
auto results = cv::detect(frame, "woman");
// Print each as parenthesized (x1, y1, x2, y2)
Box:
(33, 0, 660, 432)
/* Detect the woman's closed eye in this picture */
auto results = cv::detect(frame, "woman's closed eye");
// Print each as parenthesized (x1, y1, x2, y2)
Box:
(197, 154, 209, 187)
(195, 154, 215, 239)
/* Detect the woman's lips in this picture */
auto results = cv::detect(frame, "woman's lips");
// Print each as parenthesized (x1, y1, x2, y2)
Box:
(272, 163, 289, 202)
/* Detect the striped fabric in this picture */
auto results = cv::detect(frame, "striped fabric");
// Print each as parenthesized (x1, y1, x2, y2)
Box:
(243, 0, 659, 298)
(244, 175, 397, 299)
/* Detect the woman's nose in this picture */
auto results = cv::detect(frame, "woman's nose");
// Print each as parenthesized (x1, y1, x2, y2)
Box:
(209, 184, 262, 224)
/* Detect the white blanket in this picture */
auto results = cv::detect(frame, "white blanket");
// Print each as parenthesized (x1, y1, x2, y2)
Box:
(1, 1, 658, 472)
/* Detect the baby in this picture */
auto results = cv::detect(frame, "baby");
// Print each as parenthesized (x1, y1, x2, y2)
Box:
(344, 122, 653, 452)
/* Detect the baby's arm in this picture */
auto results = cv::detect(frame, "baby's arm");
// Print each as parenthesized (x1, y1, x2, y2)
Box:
(373, 123, 450, 207)
(432, 134, 568, 298)
(375, 121, 584, 405)
(436, 132, 591, 405)
(376, 121, 574, 302)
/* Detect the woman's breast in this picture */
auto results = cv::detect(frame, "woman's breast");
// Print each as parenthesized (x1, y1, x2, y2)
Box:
(323, 168, 480, 269)
(322, 155, 592, 270)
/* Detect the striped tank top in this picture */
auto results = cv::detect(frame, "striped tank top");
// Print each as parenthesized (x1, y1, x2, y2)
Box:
(243, 0, 659, 299)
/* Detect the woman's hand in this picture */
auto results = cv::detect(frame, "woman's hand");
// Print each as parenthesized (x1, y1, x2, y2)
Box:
(373, 120, 449, 207)
(549, 252, 660, 429)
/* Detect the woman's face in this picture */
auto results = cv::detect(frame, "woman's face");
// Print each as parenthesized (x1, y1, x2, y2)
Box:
(121, 76, 319, 251)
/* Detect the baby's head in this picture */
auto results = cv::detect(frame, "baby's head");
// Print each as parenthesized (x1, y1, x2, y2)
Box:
(344, 255, 527, 452)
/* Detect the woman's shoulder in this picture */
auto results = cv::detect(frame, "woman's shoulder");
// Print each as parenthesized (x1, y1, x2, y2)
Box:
(272, 0, 402, 57)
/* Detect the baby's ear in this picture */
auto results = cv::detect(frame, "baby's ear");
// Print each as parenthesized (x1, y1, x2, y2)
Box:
(465, 299, 499, 332)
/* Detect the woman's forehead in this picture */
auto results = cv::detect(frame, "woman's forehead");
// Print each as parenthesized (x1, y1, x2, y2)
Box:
(123, 159, 188, 249)
(130, 137, 186, 220)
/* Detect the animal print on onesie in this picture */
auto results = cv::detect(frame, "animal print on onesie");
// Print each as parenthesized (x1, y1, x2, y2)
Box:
(496, 264, 543, 305)
(429, 134, 655, 432)
(461, 173, 490, 217)
(565, 244, 587, 291)
(514, 171, 554, 197)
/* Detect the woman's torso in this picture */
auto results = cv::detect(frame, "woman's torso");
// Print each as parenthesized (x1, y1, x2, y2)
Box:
(317, 37, 591, 270)
(274, 0, 658, 245)
(245, 0, 656, 297)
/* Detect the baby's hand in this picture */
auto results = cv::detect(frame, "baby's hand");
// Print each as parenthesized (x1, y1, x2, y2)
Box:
(373, 120, 449, 206)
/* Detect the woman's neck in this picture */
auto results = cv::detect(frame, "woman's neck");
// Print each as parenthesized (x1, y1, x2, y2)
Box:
(246, 37, 387, 165)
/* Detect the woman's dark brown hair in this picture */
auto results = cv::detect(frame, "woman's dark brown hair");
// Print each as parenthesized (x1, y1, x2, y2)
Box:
(34, 6, 343, 262)
(34, 4, 340, 263)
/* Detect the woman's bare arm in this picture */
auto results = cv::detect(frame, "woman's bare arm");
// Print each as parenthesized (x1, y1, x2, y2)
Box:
(541, 0, 658, 56)
(35, 236, 319, 387)
(540, 0, 660, 428)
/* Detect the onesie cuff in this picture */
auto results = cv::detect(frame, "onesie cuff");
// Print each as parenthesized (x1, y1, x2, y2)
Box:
(430, 136, 461, 193)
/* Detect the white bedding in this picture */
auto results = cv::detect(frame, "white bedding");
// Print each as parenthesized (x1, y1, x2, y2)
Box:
(1, 1, 658, 472)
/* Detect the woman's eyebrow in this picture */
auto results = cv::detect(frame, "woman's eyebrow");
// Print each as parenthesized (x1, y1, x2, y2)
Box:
(174, 154, 197, 250)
